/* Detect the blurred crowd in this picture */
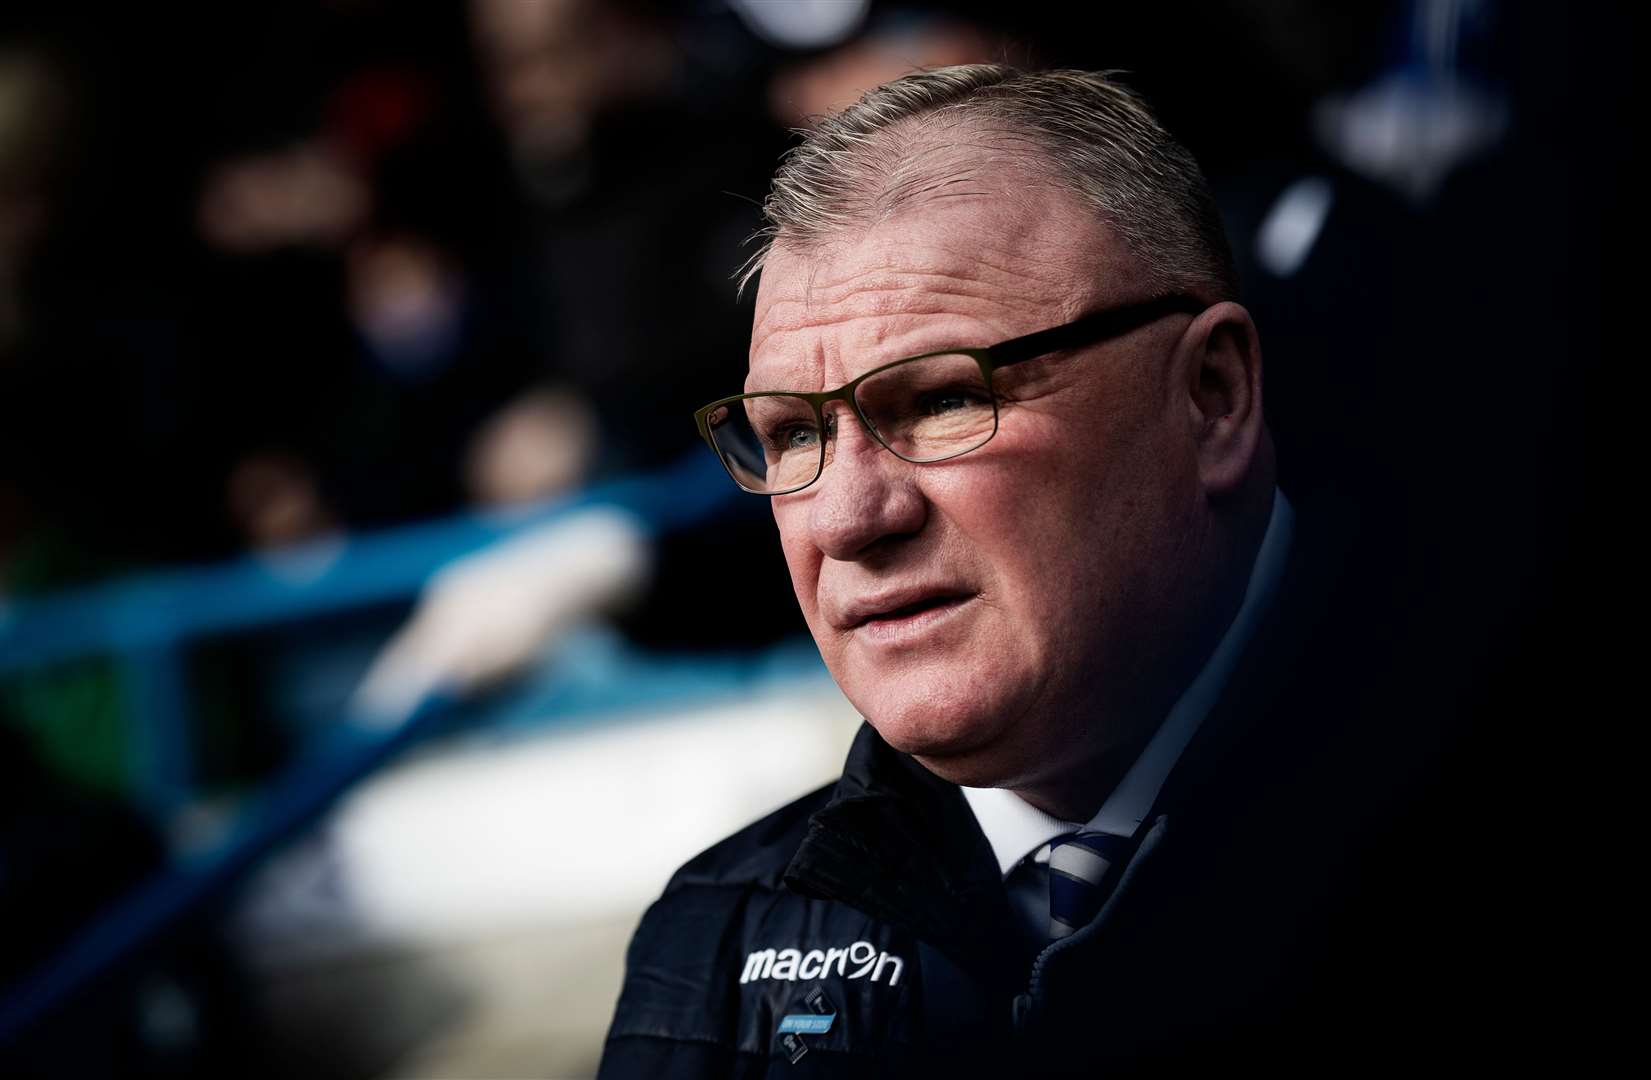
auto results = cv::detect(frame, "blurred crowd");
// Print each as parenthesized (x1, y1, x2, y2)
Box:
(4, 0, 762, 573)
(0, 0, 1613, 1075)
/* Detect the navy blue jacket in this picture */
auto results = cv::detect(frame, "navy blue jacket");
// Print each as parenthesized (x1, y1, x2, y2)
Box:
(598, 505, 1545, 1076)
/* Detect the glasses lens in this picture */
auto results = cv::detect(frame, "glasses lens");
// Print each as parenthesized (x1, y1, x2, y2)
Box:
(704, 394, 824, 493)
(854, 353, 996, 462)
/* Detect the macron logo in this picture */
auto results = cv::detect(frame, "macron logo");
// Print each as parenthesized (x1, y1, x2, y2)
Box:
(740, 941, 904, 987)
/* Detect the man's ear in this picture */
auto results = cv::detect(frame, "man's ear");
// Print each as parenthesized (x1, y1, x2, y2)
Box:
(1180, 301, 1264, 497)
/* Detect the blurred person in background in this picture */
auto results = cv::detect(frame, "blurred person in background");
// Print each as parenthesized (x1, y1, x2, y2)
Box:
(467, 0, 777, 475)
(191, 30, 557, 546)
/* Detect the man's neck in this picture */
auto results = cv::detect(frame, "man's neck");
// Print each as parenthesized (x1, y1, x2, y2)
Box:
(1008, 732, 1156, 824)
(975, 488, 1294, 831)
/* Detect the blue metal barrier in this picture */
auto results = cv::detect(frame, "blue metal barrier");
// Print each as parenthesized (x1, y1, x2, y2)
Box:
(0, 451, 735, 671)
(0, 450, 815, 1045)
(0, 689, 461, 1045)
(0, 451, 742, 817)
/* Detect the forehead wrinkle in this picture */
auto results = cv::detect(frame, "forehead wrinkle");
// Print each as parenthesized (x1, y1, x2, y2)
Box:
(804, 266, 1009, 316)
(753, 272, 982, 345)
(748, 304, 993, 393)
(798, 224, 1080, 307)
(752, 259, 1097, 380)
(751, 284, 996, 381)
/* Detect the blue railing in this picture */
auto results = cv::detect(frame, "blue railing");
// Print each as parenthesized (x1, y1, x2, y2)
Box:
(0, 451, 825, 1044)
(0, 451, 747, 818)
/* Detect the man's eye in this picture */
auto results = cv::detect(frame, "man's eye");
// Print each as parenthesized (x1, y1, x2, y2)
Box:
(765, 423, 821, 451)
(918, 386, 989, 415)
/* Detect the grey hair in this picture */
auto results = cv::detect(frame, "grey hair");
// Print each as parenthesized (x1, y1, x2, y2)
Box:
(739, 65, 1238, 300)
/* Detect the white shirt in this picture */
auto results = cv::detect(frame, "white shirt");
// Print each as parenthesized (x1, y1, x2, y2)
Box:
(960, 489, 1295, 939)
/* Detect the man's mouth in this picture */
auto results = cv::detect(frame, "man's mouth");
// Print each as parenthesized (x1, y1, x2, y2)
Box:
(866, 595, 966, 623)
(842, 589, 975, 630)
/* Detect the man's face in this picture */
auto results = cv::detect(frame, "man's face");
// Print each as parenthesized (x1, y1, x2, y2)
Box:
(749, 175, 1210, 792)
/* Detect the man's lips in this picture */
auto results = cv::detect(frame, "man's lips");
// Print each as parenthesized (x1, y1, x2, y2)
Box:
(836, 588, 976, 630)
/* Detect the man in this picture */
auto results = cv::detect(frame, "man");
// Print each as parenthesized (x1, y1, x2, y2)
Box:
(598, 66, 1503, 1076)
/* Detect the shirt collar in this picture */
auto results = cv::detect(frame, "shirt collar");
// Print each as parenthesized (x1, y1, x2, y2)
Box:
(962, 488, 1295, 878)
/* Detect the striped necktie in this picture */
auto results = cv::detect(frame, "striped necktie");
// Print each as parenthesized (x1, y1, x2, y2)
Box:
(1047, 831, 1133, 941)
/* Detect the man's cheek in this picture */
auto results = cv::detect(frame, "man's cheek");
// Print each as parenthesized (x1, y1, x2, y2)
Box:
(776, 543, 819, 617)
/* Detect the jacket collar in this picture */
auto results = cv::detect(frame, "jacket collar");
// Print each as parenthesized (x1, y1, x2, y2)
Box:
(1146, 493, 1348, 824)
(783, 723, 1031, 988)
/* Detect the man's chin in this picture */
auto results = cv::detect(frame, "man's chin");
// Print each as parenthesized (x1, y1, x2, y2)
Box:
(908, 746, 1028, 789)
(865, 711, 1021, 787)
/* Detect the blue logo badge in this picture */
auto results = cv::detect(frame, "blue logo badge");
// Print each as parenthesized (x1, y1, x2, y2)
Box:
(777, 1013, 836, 1035)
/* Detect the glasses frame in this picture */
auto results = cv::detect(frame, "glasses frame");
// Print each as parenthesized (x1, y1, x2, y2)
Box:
(694, 292, 1206, 495)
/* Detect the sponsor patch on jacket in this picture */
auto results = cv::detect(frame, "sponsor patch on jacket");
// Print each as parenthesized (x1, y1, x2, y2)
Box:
(777, 1013, 835, 1034)
(739, 940, 904, 986)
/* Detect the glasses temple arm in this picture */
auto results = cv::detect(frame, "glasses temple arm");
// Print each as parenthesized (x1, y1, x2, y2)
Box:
(987, 294, 1206, 367)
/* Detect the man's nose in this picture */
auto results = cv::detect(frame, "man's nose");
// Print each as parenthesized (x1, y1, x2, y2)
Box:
(807, 407, 927, 561)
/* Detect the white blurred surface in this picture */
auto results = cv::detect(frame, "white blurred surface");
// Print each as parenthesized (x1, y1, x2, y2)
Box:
(238, 673, 861, 959)
(342, 682, 858, 943)
(237, 675, 862, 1077)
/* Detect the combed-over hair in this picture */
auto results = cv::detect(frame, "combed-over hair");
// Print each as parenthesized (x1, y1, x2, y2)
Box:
(740, 65, 1238, 300)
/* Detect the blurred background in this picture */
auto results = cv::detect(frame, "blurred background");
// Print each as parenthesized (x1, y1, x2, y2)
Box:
(0, 1, 1611, 1076)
